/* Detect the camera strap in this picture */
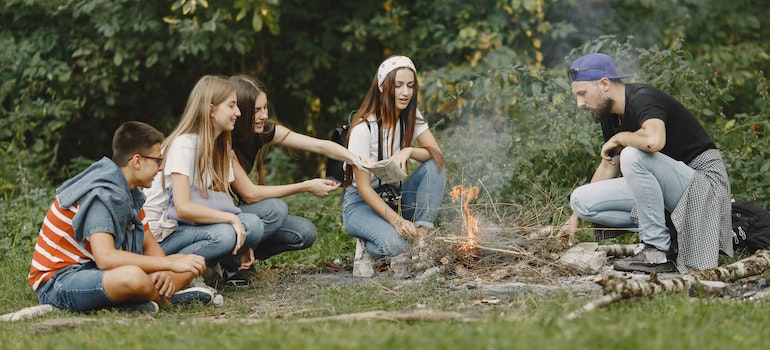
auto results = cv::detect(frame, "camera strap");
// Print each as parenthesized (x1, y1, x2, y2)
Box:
(376, 114, 406, 189)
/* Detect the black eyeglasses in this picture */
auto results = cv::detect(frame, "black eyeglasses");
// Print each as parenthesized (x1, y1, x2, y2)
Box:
(138, 154, 163, 167)
(567, 66, 608, 82)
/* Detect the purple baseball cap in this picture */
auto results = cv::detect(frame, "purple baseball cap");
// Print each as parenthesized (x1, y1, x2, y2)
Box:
(568, 53, 634, 82)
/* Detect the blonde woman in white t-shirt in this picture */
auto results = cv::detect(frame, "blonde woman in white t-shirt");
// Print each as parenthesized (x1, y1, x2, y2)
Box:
(342, 56, 446, 278)
(144, 75, 265, 284)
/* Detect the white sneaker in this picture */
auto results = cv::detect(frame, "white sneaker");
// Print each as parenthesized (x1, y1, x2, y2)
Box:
(352, 238, 375, 278)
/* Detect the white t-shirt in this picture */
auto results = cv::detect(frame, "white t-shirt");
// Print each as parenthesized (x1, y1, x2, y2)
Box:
(347, 109, 429, 187)
(143, 133, 235, 220)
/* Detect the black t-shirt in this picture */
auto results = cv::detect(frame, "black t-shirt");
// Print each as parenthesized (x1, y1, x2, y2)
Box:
(600, 83, 715, 164)
(233, 120, 276, 175)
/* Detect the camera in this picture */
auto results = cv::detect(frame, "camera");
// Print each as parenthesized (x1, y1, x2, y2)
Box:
(375, 184, 401, 211)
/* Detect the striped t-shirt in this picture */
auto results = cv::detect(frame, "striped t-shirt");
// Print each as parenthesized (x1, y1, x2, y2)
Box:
(28, 199, 149, 290)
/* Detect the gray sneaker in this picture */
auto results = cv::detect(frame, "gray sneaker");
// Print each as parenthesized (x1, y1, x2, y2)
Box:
(613, 244, 677, 273)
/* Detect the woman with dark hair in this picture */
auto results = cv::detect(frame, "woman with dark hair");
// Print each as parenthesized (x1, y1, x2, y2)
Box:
(341, 56, 446, 278)
(225, 75, 365, 284)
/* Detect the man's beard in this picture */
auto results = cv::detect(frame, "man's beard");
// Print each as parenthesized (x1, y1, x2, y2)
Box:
(588, 97, 613, 123)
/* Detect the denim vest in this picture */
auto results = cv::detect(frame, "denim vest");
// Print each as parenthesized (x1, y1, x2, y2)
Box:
(56, 157, 145, 253)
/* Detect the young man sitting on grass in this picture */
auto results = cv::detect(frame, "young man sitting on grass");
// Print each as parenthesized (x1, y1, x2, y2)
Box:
(28, 121, 212, 313)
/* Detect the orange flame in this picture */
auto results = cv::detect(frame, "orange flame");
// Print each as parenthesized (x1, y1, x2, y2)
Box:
(449, 185, 479, 253)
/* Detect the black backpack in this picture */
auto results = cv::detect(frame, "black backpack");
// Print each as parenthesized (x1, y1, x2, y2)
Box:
(325, 110, 405, 184)
(731, 199, 770, 254)
(325, 111, 357, 184)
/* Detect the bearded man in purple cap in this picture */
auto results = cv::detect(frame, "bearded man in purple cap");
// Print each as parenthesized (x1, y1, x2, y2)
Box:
(558, 53, 732, 273)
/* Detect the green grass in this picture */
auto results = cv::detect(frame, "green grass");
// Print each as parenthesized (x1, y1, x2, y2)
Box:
(3, 253, 770, 350)
(3, 191, 770, 349)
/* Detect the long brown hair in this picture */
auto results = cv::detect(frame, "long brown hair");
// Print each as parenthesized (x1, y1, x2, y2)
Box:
(344, 63, 444, 185)
(162, 75, 235, 195)
(229, 75, 282, 185)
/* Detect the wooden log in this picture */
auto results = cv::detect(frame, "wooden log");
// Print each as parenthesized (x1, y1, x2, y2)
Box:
(0, 304, 54, 323)
(566, 250, 770, 319)
(595, 243, 643, 257)
(294, 309, 483, 323)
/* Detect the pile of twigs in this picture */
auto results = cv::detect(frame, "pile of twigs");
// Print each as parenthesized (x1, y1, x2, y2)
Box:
(407, 199, 581, 283)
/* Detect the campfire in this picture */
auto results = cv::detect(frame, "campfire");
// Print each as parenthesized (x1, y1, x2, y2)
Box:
(449, 185, 480, 253)
(397, 183, 578, 284)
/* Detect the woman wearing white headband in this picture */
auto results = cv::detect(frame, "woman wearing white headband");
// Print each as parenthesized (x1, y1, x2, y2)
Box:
(341, 55, 446, 278)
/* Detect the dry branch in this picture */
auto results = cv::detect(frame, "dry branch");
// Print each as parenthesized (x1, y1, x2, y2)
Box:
(595, 243, 643, 257)
(566, 250, 770, 320)
(294, 310, 483, 323)
(436, 236, 530, 256)
(0, 304, 54, 323)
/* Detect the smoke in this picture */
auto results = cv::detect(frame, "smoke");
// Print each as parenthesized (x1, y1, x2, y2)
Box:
(434, 110, 515, 202)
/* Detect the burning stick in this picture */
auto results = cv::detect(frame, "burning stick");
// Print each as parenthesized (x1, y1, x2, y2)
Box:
(449, 185, 480, 253)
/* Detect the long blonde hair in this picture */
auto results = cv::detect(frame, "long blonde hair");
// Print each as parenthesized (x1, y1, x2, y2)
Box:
(162, 75, 236, 195)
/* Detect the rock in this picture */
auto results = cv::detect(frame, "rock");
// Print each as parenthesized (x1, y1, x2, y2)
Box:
(559, 243, 608, 274)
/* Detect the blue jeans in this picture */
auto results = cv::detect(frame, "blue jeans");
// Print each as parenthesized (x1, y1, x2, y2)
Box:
(570, 147, 694, 251)
(159, 212, 265, 267)
(35, 262, 112, 312)
(343, 159, 446, 258)
(238, 198, 317, 260)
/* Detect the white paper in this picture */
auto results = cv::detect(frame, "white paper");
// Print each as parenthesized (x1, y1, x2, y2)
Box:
(363, 159, 407, 184)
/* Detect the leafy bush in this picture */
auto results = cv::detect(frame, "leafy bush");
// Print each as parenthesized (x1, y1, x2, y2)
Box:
(0, 187, 52, 257)
(426, 36, 770, 218)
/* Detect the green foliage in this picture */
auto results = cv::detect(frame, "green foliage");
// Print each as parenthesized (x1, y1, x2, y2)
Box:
(430, 63, 597, 211)
(262, 147, 301, 186)
(596, 0, 770, 124)
(0, 0, 283, 193)
(256, 0, 556, 179)
(428, 35, 770, 214)
(2, 0, 770, 254)
(716, 78, 770, 205)
(0, 188, 52, 257)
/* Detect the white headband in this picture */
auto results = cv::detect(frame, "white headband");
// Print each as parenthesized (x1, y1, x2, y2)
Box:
(377, 55, 416, 87)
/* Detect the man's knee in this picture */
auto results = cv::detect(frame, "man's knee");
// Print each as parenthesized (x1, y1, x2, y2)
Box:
(570, 186, 592, 218)
(104, 266, 154, 298)
(619, 146, 647, 171)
